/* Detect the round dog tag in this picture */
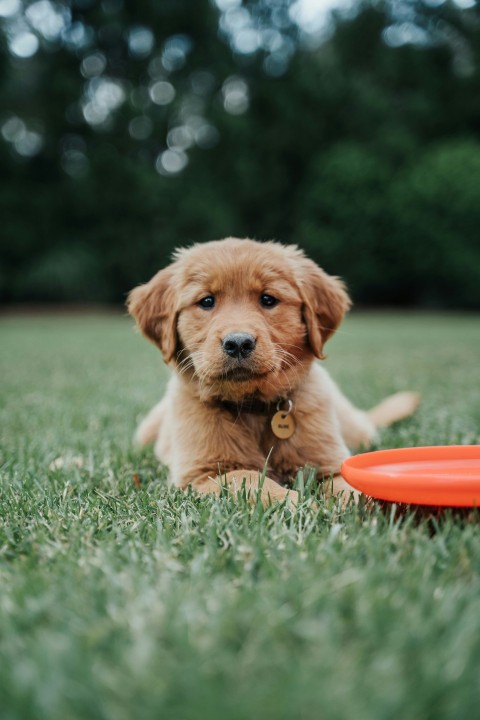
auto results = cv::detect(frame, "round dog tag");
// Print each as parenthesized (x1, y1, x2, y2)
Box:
(271, 411, 296, 439)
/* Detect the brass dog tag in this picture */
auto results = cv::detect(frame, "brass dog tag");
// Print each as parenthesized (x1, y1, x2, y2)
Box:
(271, 399, 295, 439)
(271, 411, 295, 439)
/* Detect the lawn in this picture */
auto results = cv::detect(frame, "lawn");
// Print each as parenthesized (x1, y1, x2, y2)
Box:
(1, 312, 479, 720)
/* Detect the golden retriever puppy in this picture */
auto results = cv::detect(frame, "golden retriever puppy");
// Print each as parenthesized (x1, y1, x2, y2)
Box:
(128, 238, 419, 506)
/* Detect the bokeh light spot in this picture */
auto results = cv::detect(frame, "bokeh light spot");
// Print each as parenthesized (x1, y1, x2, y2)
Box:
(82, 78, 126, 125)
(215, 0, 241, 10)
(263, 53, 288, 77)
(167, 126, 193, 151)
(1, 116, 26, 142)
(81, 52, 106, 78)
(261, 29, 283, 53)
(382, 23, 429, 48)
(128, 26, 155, 58)
(62, 149, 89, 178)
(9, 31, 39, 58)
(0, 0, 20, 18)
(222, 76, 249, 115)
(14, 130, 43, 156)
(149, 80, 175, 105)
(161, 35, 192, 72)
(128, 116, 153, 140)
(25, 0, 69, 41)
(220, 6, 250, 34)
(62, 21, 93, 50)
(155, 149, 188, 176)
(233, 28, 261, 54)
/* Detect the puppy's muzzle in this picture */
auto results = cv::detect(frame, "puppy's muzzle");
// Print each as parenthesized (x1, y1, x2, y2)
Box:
(222, 333, 256, 359)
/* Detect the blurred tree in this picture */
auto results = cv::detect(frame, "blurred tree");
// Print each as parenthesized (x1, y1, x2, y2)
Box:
(0, 0, 239, 300)
(294, 2, 480, 306)
(390, 139, 480, 308)
(297, 142, 397, 303)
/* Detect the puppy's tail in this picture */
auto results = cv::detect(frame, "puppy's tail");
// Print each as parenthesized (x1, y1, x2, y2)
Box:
(135, 400, 165, 447)
(368, 391, 420, 429)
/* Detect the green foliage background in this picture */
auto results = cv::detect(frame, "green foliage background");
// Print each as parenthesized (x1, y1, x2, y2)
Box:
(1, 0, 479, 307)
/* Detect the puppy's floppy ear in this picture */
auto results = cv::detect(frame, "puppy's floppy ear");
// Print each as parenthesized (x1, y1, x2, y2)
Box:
(127, 266, 178, 363)
(297, 258, 351, 359)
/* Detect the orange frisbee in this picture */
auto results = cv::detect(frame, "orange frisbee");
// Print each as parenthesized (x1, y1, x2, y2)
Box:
(341, 446, 480, 506)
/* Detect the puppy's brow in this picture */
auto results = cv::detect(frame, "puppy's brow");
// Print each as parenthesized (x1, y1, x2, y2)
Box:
(179, 255, 302, 304)
(179, 284, 213, 306)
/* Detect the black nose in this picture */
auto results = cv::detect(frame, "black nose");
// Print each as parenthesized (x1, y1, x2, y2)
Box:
(222, 333, 256, 359)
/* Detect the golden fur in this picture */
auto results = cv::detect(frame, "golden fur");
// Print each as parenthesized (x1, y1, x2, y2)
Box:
(128, 238, 419, 505)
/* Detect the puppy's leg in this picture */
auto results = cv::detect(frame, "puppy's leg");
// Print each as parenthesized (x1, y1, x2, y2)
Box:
(135, 397, 167, 447)
(368, 391, 421, 428)
(184, 469, 298, 507)
(327, 374, 419, 450)
(326, 378, 378, 450)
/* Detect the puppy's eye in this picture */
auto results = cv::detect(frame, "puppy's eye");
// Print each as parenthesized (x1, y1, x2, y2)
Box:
(260, 294, 278, 308)
(198, 295, 215, 309)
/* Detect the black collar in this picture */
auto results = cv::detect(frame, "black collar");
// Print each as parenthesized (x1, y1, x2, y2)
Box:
(214, 398, 276, 416)
(213, 397, 287, 416)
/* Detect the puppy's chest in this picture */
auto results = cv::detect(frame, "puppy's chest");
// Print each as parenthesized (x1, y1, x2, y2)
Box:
(250, 414, 313, 481)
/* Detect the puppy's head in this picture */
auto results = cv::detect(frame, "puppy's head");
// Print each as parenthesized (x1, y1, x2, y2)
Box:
(128, 238, 350, 400)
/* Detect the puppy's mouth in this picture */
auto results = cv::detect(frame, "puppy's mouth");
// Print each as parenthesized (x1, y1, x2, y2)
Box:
(218, 367, 269, 383)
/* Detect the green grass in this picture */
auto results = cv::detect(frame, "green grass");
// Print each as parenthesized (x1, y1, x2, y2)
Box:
(1, 312, 480, 720)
